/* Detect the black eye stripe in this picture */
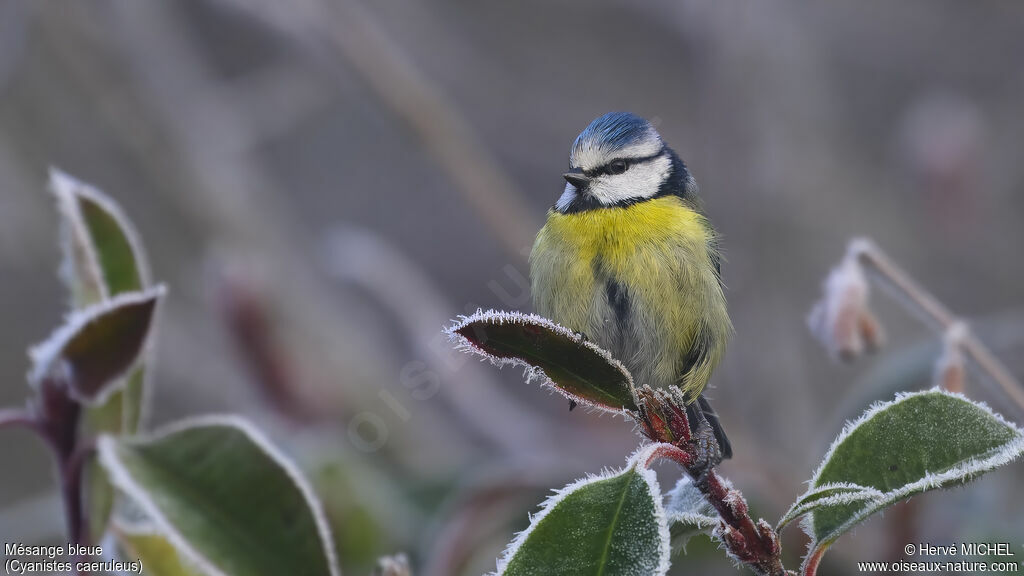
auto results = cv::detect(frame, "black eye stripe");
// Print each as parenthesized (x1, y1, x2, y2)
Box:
(583, 146, 666, 177)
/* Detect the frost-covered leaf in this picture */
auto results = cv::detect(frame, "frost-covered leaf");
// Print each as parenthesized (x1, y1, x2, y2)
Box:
(29, 288, 164, 404)
(97, 416, 341, 576)
(664, 475, 718, 550)
(83, 367, 150, 543)
(50, 169, 153, 426)
(494, 444, 669, 576)
(85, 451, 119, 546)
(447, 310, 637, 413)
(50, 168, 155, 539)
(777, 483, 882, 530)
(51, 168, 150, 305)
(119, 364, 147, 433)
(114, 525, 205, 576)
(795, 389, 1024, 572)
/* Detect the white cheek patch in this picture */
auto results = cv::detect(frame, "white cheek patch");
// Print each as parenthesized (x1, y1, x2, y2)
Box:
(588, 154, 672, 205)
(554, 184, 577, 212)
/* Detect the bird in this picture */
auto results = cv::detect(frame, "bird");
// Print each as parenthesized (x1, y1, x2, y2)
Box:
(530, 111, 732, 464)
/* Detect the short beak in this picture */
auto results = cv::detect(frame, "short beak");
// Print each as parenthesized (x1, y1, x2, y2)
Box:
(563, 171, 591, 190)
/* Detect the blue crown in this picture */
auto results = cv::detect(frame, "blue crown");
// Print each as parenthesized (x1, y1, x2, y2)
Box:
(572, 112, 658, 159)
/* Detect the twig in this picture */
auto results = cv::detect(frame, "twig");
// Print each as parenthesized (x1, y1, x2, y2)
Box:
(29, 378, 90, 575)
(636, 388, 787, 576)
(801, 549, 825, 576)
(0, 407, 39, 432)
(850, 238, 1024, 412)
(63, 441, 96, 547)
(58, 451, 86, 548)
(653, 444, 786, 576)
(4, 383, 90, 575)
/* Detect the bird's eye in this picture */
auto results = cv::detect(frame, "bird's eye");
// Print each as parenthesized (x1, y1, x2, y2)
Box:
(607, 160, 628, 175)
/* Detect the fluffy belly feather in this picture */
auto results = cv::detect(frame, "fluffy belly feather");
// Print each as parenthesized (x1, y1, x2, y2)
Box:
(529, 196, 731, 399)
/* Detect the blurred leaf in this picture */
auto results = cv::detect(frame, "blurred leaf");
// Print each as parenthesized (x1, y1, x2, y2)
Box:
(29, 288, 164, 404)
(51, 168, 150, 305)
(664, 476, 718, 551)
(314, 463, 387, 575)
(447, 310, 637, 413)
(98, 416, 341, 576)
(84, 368, 148, 543)
(115, 526, 205, 576)
(792, 389, 1024, 572)
(119, 365, 147, 433)
(494, 446, 669, 576)
(85, 451, 119, 545)
(51, 168, 154, 540)
(50, 171, 152, 426)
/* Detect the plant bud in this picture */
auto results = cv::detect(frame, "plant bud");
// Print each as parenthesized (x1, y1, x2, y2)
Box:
(808, 241, 883, 362)
(934, 322, 968, 393)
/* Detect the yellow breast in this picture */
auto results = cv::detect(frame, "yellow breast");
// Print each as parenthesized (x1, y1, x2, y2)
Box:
(537, 196, 709, 264)
(530, 195, 730, 397)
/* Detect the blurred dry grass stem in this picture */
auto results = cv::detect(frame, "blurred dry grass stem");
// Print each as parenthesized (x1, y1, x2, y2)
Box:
(933, 322, 968, 394)
(220, 0, 538, 260)
(819, 238, 1024, 413)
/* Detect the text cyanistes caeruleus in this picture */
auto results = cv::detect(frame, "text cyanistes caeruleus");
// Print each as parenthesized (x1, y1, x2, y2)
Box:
(530, 112, 732, 460)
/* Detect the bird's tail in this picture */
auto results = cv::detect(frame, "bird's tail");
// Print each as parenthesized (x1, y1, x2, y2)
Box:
(686, 394, 732, 460)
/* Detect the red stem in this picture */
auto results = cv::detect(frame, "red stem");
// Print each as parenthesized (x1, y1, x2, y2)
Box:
(62, 442, 95, 548)
(652, 444, 786, 576)
(644, 443, 694, 468)
(802, 548, 825, 576)
(0, 407, 41, 433)
(10, 382, 91, 575)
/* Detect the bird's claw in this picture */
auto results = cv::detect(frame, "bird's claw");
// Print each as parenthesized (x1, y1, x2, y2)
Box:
(686, 402, 724, 484)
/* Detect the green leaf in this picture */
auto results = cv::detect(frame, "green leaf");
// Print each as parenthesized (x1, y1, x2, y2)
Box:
(119, 365, 148, 433)
(29, 288, 164, 404)
(495, 445, 669, 576)
(114, 525, 205, 576)
(776, 483, 882, 530)
(791, 389, 1024, 572)
(98, 416, 341, 576)
(50, 170, 152, 427)
(83, 368, 148, 542)
(664, 476, 718, 551)
(446, 310, 637, 413)
(51, 168, 150, 305)
(50, 168, 154, 540)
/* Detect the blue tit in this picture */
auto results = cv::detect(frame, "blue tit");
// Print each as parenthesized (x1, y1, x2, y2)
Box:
(530, 112, 732, 459)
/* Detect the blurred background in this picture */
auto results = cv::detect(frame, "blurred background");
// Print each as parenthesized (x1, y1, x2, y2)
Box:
(2, 1, 1023, 574)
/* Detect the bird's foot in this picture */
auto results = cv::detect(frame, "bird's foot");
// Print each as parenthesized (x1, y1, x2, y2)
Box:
(686, 402, 725, 484)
